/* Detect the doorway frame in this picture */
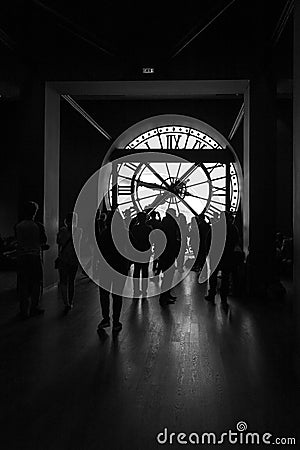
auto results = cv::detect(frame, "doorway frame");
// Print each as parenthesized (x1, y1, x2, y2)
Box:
(44, 80, 249, 287)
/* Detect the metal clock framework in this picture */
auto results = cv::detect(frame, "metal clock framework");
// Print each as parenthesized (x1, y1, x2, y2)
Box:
(107, 124, 240, 221)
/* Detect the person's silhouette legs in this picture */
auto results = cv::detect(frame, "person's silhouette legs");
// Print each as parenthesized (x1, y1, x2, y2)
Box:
(98, 287, 110, 328)
(159, 263, 176, 305)
(112, 294, 123, 331)
(205, 269, 218, 303)
(141, 262, 149, 296)
(133, 263, 142, 296)
(67, 266, 78, 307)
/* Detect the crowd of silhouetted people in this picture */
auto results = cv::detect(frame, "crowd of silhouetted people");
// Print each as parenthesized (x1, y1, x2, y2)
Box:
(9, 199, 290, 332)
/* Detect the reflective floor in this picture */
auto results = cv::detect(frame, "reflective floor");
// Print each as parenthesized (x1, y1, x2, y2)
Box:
(0, 272, 298, 449)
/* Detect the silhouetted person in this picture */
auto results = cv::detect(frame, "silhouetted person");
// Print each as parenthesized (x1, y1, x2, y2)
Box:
(229, 214, 244, 296)
(197, 213, 210, 272)
(56, 212, 82, 313)
(145, 209, 161, 275)
(130, 211, 152, 297)
(159, 209, 180, 306)
(177, 213, 188, 272)
(97, 211, 129, 333)
(0, 233, 4, 252)
(189, 216, 199, 270)
(205, 211, 239, 308)
(15, 201, 48, 318)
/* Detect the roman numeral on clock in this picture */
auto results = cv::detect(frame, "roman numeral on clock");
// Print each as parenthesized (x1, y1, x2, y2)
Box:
(192, 139, 206, 150)
(118, 185, 132, 195)
(207, 203, 222, 215)
(166, 134, 182, 149)
(124, 162, 138, 171)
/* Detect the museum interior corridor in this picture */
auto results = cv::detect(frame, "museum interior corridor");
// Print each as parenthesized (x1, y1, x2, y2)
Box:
(0, 0, 299, 449)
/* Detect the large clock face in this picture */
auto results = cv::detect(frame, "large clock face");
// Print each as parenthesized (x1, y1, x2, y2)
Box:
(108, 125, 240, 221)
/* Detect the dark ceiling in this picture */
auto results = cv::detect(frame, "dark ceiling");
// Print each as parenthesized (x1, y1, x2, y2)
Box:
(0, 0, 294, 86)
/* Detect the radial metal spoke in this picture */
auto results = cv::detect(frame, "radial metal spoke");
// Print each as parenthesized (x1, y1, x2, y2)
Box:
(186, 179, 209, 188)
(185, 192, 209, 201)
(176, 163, 182, 179)
(145, 163, 170, 188)
(165, 163, 171, 180)
(210, 175, 226, 182)
(175, 163, 199, 185)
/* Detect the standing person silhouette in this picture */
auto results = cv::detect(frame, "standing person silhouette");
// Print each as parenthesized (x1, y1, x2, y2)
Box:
(205, 211, 239, 308)
(130, 211, 152, 297)
(145, 209, 161, 275)
(15, 201, 48, 318)
(197, 213, 210, 273)
(56, 212, 82, 313)
(189, 216, 200, 271)
(177, 213, 188, 272)
(97, 211, 129, 333)
(158, 209, 180, 306)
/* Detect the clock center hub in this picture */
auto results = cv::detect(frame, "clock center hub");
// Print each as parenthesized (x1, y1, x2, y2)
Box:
(164, 177, 187, 198)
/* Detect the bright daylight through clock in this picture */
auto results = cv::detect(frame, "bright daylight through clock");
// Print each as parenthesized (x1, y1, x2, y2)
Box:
(108, 125, 240, 222)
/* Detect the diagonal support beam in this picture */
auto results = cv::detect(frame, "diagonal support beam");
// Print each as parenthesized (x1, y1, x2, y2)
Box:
(62, 95, 112, 140)
(170, 0, 237, 59)
(228, 103, 244, 140)
(272, 0, 294, 46)
(0, 27, 17, 51)
(32, 0, 116, 58)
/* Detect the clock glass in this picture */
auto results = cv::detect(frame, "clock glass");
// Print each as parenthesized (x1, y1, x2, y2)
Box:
(107, 123, 240, 222)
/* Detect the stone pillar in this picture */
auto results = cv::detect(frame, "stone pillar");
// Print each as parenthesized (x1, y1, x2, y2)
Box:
(18, 76, 45, 218)
(18, 78, 60, 289)
(44, 84, 60, 288)
(244, 70, 277, 297)
(294, 1, 300, 345)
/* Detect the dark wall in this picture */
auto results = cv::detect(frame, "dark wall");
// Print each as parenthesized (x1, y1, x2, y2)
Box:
(0, 101, 18, 237)
(276, 99, 293, 236)
(2, 93, 292, 238)
(59, 98, 244, 223)
(17, 78, 45, 221)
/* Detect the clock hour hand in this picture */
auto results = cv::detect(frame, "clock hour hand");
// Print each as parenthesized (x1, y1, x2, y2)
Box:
(136, 180, 164, 191)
